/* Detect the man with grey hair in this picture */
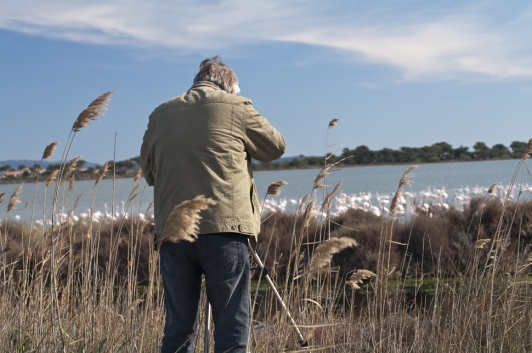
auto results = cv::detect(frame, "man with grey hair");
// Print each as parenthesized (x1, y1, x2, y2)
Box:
(141, 56, 286, 352)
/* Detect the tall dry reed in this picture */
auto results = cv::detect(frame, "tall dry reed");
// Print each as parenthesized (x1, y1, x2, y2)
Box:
(3, 100, 532, 352)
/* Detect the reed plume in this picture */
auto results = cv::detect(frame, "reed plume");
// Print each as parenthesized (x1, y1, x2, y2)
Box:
(0, 192, 5, 203)
(313, 160, 348, 189)
(145, 201, 154, 214)
(46, 170, 59, 187)
(328, 118, 340, 128)
(7, 183, 24, 212)
(160, 195, 217, 244)
(313, 169, 329, 189)
(72, 191, 83, 212)
(390, 165, 418, 216)
(475, 239, 491, 249)
(129, 184, 140, 202)
(267, 180, 288, 196)
(95, 162, 109, 186)
(42, 141, 59, 160)
(68, 175, 75, 192)
(302, 200, 315, 230)
(134, 168, 142, 183)
(309, 237, 358, 274)
(62, 156, 81, 182)
(298, 193, 310, 212)
(487, 183, 497, 194)
(522, 138, 532, 160)
(321, 180, 343, 212)
(72, 90, 114, 132)
(346, 269, 376, 290)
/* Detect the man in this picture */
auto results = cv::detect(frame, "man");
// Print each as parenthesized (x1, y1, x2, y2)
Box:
(141, 56, 286, 353)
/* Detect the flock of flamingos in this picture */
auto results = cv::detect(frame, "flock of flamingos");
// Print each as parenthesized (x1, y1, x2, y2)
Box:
(3, 183, 531, 227)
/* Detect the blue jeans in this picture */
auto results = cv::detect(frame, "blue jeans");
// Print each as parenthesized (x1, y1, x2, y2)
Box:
(159, 233, 250, 353)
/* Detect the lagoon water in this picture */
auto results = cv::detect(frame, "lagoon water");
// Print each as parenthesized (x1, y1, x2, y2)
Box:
(1, 159, 530, 221)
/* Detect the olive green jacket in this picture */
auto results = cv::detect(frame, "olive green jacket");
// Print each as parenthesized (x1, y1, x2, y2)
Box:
(141, 81, 286, 243)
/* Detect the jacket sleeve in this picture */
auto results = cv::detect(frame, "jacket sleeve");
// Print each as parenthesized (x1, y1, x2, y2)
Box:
(140, 116, 155, 186)
(241, 103, 286, 163)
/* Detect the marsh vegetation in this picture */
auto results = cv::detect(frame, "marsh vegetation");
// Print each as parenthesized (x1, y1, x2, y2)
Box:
(1, 92, 532, 352)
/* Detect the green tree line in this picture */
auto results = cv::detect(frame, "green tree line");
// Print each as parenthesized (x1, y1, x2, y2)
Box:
(252, 141, 529, 171)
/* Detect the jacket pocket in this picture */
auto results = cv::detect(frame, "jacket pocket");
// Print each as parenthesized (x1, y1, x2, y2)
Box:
(250, 180, 259, 214)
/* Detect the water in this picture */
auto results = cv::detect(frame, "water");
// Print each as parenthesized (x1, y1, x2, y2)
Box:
(1, 159, 530, 222)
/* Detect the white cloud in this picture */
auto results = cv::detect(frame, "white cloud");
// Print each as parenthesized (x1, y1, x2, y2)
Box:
(0, 0, 530, 80)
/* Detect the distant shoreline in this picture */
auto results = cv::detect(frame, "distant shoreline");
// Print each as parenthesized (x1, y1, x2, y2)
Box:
(0, 174, 133, 185)
(0, 158, 520, 186)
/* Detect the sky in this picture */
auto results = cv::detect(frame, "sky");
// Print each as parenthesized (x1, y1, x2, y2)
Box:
(0, 0, 531, 164)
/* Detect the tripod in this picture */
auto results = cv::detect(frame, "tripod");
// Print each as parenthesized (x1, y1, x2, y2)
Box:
(203, 240, 308, 352)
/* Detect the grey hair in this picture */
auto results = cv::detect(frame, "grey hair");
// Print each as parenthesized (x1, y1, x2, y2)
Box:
(193, 56, 239, 94)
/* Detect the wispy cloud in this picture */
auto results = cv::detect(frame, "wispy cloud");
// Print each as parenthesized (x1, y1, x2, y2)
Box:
(0, 0, 530, 80)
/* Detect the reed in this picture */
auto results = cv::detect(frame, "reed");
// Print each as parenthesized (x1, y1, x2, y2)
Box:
(161, 195, 217, 244)
(2, 95, 532, 352)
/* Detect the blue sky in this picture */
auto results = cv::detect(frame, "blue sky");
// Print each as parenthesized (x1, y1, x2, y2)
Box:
(0, 0, 531, 164)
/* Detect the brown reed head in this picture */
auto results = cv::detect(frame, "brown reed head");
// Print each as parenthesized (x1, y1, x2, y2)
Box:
(298, 193, 310, 212)
(7, 183, 24, 212)
(328, 118, 340, 128)
(313, 169, 329, 189)
(46, 170, 59, 187)
(487, 183, 497, 194)
(161, 195, 217, 244)
(0, 192, 5, 204)
(302, 199, 316, 229)
(42, 141, 59, 160)
(390, 165, 418, 216)
(95, 162, 109, 186)
(68, 175, 75, 192)
(129, 183, 140, 202)
(346, 269, 376, 290)
(321, 180, 343, 212)
(475, 239, 491, 249)
(72, 90, 115, 132)
(134, 168, 142, 183)
(309, 237, 358, 274)
(62, 156, 81, 182)
(267, 180, 288, 196)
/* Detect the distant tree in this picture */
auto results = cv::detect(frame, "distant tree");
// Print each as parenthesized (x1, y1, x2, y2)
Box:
(0, 165, 11, 172)
(491, 144, 510, 159)
(77, 160, 87, 168)
(399, 147, 419, 162)
(453, 146, 471, 160)
(510, 141, 528, 157)
(18, 164, 26, 170)
(432, 142, 453, 160)
(473, 142, 490, 160)
(47, 163, 61, 172)
(352, 145, 375, 164)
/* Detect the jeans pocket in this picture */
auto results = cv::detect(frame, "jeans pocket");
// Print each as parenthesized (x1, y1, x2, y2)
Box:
(204, 235, 243, 282)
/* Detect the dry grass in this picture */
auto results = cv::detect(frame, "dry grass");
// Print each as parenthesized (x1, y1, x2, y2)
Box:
(267, 180, 288, 196)
(308, 237, 358, 274)
(7, 183, 23, 212)
(2, 93, 532, 352)
(42, 141, 59, 160)
(161, 195, 216, 244)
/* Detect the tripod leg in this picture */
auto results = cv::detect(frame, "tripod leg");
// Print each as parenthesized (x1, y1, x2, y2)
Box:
(248, 240, 308, 347)
(204, 303, 211, 353)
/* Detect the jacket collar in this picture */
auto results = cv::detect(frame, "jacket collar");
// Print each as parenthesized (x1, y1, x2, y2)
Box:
(191, 81, 221, 91)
